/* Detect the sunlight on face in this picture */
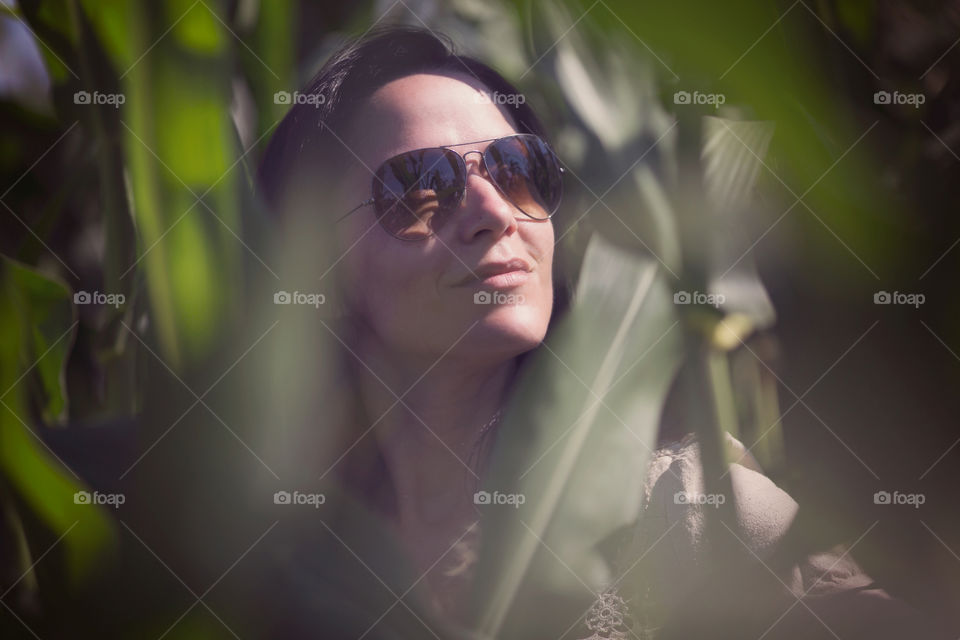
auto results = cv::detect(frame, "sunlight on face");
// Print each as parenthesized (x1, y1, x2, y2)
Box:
(333, 72, 555, 366)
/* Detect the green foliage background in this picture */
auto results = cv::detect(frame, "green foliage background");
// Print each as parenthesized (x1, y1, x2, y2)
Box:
(1, 0, 958, 638)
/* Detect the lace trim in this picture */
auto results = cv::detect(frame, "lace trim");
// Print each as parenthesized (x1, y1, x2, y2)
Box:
(576, 587, 637, 640)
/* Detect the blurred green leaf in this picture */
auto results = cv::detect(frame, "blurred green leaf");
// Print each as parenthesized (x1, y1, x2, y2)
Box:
(472, 233, 682, 638)
(0, 256, 114, 586)
(167, 0, 224, 55)
(83, 0, 242, 366)
(16, 0, 77, 81)
(835, 0, 875, 48)
(2, 255, 74, 423)
(79, 0, 135, 68)
(590, 0, 898, 283)
(702, 116, 774, 215)
(248, 0, 294, 137)
(702, 116, 777, 333)
(154, 62, 232, 184)
(553, 26, 645, 153)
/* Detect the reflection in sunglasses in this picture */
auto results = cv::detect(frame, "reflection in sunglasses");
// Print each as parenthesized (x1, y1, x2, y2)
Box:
(355, 135, 561, 239)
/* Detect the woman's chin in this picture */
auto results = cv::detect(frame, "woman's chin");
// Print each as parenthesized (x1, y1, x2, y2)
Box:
(472, 303, 548, 350)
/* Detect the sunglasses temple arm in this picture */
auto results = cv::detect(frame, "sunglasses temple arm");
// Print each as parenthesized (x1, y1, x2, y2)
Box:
(336, 198, 375, 223)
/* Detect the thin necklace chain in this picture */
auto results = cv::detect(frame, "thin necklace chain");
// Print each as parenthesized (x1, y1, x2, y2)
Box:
(478, 408, 503, 437)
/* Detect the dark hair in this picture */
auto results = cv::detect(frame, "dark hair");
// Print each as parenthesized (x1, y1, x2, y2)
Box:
(257, 25, 552, 215)
(256, 25, 573, 514)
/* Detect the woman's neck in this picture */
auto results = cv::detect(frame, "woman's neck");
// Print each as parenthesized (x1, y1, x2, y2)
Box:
(349, 339, 518, 528)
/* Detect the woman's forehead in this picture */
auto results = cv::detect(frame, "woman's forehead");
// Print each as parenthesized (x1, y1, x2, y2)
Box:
(346, 72, 519, 162)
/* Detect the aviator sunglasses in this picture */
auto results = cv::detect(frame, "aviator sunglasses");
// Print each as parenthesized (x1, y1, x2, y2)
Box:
(337, 133, 564, 240)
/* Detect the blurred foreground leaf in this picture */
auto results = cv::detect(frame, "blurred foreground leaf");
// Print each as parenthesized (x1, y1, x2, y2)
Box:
(471, 233, 682, 639)
(0, 256, 113, 587)
(702, 115, 777, 338)
(83, 0, 242, 368)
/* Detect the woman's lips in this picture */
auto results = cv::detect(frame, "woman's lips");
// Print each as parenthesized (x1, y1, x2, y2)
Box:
(455, 258, 533, 287)
(471, 269, 530, 289)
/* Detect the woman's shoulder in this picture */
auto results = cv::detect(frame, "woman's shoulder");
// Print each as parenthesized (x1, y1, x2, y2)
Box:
(640, 431, 796, 556)
(609, 432, 874, 617)
(585, 432, 951, 639)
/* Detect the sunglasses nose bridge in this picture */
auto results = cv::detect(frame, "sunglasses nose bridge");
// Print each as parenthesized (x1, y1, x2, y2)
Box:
(448, 149, 487, 210)
(455, 148, 521, 227)
(459, 148, 487, 175)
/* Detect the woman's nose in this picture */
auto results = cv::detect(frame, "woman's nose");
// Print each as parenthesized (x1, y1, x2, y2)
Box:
(456, 151, 519, 241)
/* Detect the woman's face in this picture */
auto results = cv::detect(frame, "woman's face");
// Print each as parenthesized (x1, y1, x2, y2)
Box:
(333, 72, 555, 366)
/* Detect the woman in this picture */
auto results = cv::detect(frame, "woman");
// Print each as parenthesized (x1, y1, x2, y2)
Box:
(256, 25, 947, 640)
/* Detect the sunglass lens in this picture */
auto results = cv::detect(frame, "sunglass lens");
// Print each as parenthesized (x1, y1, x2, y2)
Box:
(373, 149, 464, 239)
(485, 135, 562, 220)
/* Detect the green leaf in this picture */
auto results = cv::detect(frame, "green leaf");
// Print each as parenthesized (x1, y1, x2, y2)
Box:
(702, 116, 774, 215)
(553, 31, 645, 154)
(167, 0, 225, 55)
(0, 256, 114, 586)
(83, 0, 242, 366)
(2, 255, 75, 423)
(472, 233, 683, 638)
(80, 0, 135, 68)
(701, 116, 777, 333)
